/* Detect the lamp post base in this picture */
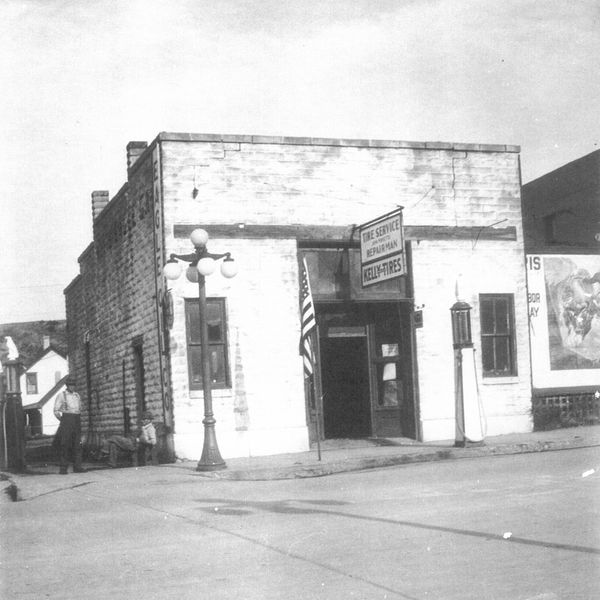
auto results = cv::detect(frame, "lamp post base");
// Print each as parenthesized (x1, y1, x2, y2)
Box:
(196, 420, 227, 471)
(196, 455, 226, 471)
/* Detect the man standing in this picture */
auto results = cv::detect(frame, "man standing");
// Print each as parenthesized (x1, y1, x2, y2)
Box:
(53, 377, 85, 474)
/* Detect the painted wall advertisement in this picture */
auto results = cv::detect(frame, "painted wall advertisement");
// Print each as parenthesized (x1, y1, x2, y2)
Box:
(527, 254, 600, 389)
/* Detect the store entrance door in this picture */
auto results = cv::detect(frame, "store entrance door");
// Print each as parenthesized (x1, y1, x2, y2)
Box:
(314, 302, 417, 442)
(320, 336, 371, 438)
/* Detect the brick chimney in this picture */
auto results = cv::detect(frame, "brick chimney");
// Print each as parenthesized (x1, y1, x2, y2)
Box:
(127, 141, 148, 170)
(91, 190, 110, 220)
(43, 335, 50, 349)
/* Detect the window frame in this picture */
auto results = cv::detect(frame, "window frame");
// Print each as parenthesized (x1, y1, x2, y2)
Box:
(184, 297, 231, 391)
(26, 372, 38, 394)
(479, 293, 518, 378)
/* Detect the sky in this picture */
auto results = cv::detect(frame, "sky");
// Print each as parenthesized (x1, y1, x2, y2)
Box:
(0, 0, 598, 323)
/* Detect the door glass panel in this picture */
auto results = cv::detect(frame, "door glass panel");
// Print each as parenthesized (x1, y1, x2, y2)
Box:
(373, 311, 401, 358)
(372, 307, 403, 411)
(377, 363, 402, 407)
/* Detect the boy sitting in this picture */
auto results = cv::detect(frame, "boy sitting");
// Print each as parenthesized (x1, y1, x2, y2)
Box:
(137, 410, 157, 466)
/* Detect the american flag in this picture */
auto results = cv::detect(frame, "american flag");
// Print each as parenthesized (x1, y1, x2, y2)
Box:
(300, 257, 316, 376)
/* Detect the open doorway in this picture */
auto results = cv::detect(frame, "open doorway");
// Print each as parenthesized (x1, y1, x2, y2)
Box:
(320, 336, 371, 438)
(312, 302, 417, 442)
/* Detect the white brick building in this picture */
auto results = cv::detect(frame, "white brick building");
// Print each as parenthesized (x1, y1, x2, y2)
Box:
(65, 133, 532, 462)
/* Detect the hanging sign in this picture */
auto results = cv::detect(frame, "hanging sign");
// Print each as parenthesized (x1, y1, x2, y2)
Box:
(359, 208, 406, 287)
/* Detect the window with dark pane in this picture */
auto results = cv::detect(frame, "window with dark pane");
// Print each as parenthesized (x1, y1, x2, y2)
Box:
(26, 373, 38, 395)
(185, 298, 230, 389)
(479, 294, 517, 377)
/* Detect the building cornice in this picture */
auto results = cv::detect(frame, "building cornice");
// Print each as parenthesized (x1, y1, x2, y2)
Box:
(157, 132, 520, 154)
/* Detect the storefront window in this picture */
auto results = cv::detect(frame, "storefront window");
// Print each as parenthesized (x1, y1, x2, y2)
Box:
(185, 298, 230, 389)
(302, 248, 407, 301)
(479, 294, 517, 377)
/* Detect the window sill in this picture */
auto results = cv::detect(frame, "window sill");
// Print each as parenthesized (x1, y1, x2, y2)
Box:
(189, 389, 232, 400)
(481, 376, 520, 385)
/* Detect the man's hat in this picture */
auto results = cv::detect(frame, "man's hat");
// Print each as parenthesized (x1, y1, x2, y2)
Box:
(142, 410, 153, 420)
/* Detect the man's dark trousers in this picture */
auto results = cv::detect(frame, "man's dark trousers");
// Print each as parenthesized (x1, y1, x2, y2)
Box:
(57, 413, 83, 472)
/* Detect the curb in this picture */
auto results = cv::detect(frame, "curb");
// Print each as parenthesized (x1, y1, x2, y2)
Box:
(4, 436, 600, 499)
(194, 438, 600, 481)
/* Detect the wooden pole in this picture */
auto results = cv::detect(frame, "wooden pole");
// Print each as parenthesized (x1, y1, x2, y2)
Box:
(311, 329, 322, 461)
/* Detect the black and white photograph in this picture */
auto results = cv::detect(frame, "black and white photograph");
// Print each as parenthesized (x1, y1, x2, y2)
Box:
(1, 1, 599, 598)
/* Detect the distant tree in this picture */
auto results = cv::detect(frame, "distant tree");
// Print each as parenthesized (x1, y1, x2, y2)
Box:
(0, 321, 67, 368)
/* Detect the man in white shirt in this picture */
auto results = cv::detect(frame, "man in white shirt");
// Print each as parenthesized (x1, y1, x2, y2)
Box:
(53, 377, 85, 474)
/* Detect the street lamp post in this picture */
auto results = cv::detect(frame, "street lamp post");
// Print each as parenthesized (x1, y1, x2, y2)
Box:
(163, 228, 238, 471)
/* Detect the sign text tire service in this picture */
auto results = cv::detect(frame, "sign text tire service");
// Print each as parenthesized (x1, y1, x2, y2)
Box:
(359, 208, 406, 287)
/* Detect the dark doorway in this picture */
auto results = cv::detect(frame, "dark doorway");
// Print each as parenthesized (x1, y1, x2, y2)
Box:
(25, 410, 42, 436)
(133, 341, 146, 418)
(311, 302, 417, 442)
(320, 336, 371, 438)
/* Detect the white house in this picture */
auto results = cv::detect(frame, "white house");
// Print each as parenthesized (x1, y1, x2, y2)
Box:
(21, 340, 68, 436)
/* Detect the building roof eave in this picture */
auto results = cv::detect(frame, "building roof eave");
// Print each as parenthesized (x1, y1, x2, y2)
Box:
(22, 374, 68, 410)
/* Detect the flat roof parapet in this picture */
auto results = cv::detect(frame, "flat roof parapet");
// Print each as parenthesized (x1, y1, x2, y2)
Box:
(157, 132, 520, 154)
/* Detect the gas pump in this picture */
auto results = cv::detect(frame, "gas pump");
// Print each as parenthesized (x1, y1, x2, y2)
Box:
(451, 283, 486, 447)
(0, 359, 27, 472)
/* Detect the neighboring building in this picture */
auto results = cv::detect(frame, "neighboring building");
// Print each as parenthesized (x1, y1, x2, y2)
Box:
(521, 150, 600, 423)
(65, 133, 531, 461)
(22, 375, 68, 437)
(20, 338, 68, 435)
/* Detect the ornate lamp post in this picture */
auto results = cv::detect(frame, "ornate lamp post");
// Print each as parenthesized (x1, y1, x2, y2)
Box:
(163, 228, 238, 471)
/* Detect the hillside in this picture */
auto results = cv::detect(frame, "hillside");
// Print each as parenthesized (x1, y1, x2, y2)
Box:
(0, 321, 68, 368)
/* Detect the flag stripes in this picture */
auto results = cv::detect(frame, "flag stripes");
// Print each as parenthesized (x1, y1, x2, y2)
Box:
(300, 257, 316, 376)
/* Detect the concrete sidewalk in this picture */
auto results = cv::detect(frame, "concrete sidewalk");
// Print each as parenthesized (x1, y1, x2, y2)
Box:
(3, 425, 600, 502)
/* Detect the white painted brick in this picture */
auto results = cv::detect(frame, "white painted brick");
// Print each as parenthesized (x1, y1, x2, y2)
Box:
(67, 136, 531, 461)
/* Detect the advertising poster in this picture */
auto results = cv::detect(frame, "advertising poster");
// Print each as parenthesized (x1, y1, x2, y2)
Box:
(527, 254, 600, 389)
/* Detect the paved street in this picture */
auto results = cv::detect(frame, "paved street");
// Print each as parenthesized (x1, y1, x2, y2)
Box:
(2, 447, 599, 599)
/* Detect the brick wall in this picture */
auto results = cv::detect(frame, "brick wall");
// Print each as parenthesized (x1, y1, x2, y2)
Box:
(522, 150, 600, 251)
(65, 151, 163, 439)
(159, 138, 522, 233)
(158, 134, 530, 453)
(166, 237, 307, 459)
(411, 240, 531, 439)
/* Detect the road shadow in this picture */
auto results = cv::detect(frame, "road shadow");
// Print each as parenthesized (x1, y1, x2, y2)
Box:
(194, 496, 600, 555)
